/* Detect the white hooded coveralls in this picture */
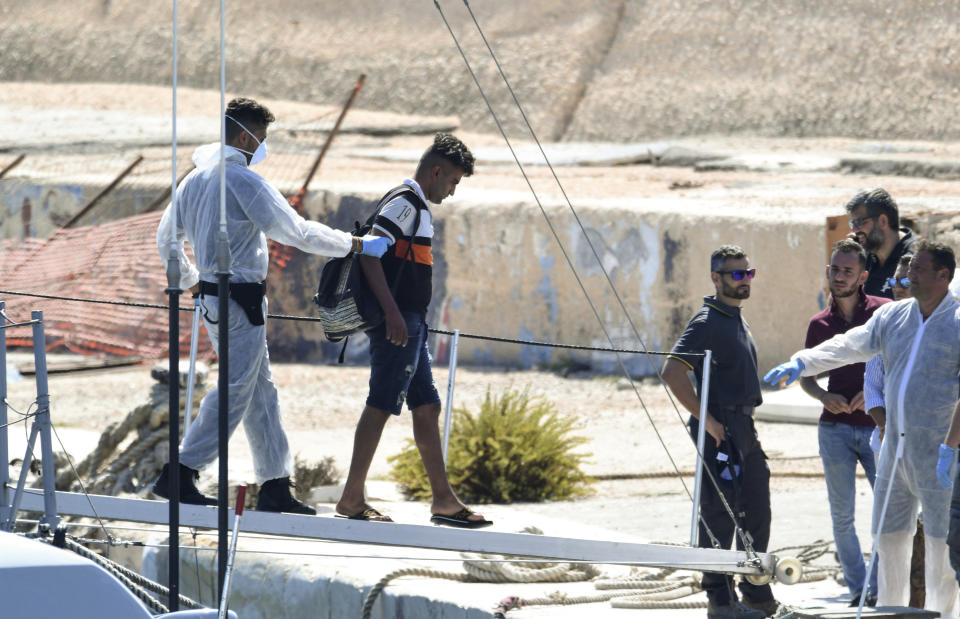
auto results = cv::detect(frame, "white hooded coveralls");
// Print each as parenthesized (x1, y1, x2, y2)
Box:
(792, 294, 960, 617)
(157, 144, 353, 483)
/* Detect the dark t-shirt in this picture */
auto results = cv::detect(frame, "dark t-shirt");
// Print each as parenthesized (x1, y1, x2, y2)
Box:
(804, 291, 889, 426)
(669, 296, 762, 410)
(864, 228, 916, 298)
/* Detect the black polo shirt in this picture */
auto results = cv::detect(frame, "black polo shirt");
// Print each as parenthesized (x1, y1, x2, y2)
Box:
(669, 296, 762, 409)
(864, 227, 916, 298)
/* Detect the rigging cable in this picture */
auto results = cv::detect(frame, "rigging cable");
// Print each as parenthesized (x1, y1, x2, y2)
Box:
(432, 0, 750, 555)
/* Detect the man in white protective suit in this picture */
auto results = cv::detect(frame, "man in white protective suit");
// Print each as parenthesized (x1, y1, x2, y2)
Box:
(765, 240, 960, 618)
(153, 97, 389, 514)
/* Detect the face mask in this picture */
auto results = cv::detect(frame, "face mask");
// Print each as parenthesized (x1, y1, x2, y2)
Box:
(225, 114, 267, 165)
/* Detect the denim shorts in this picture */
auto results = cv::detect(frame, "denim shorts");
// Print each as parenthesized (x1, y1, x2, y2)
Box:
(366, 312, 440, 415)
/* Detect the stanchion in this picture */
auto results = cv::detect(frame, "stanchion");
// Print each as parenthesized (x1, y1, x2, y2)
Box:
(218, 484, 247, 619)
(0, 301, 8, 527)
(184, 297, 202, 432)
(690, 349, 712, 547)
(441, 329, 460, 463)
(31, 311, 59, 530)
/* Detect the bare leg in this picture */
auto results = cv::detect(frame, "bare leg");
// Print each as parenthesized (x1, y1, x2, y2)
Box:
(411, 402, 486, 522)
(336, 405, 390, 516)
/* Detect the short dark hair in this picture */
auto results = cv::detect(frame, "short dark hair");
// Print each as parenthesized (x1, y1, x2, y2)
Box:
(225, 97, 275, 142)
(419, 133, 475, 176)
(831, 239, 867, 269)
(710, 245, 747, 272)
(914, 240, 956, 280)
(897, 253, 913, 270)
(844, 188, 899, 229)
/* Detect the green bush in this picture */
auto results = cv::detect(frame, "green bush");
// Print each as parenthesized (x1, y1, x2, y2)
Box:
(388, 388, 593, 503)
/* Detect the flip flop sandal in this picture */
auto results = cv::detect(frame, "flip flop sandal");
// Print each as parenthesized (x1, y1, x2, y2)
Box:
(430, 507, 493, 528)
(335, 507, 393, 522)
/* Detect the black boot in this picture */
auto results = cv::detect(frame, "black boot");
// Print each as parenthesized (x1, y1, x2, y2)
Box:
(152, 463, 217, 506)
(255, 477, 316, 515)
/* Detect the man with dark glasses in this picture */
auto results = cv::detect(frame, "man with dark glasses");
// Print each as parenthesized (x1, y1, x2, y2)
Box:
(798, 240, 889, 607)
(845, 188, 916, 298)
(662, 245, 778, 619)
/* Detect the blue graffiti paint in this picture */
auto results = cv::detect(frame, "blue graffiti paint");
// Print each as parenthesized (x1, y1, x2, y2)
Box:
(535, 255, 559, 323)
(517, 326, 551, 368)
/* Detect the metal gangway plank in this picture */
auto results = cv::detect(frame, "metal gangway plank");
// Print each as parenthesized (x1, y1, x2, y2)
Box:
(13, 486, 774, 576)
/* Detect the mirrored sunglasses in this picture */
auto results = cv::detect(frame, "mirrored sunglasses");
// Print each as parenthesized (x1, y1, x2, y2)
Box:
(717, 268, 757, 281)
(887, 277, 910, 289)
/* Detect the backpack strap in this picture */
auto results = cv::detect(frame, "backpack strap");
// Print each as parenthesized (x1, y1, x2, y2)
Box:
(364, 184, 426, 231)
(366, 185, 426, 296)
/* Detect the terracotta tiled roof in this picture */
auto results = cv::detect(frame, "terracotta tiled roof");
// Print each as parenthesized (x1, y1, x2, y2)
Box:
(0, 237, 46, 276)
(1, 212, 214, 360)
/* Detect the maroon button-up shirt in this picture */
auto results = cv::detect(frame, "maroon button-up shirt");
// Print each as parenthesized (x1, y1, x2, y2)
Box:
(804, 290, 890, 426)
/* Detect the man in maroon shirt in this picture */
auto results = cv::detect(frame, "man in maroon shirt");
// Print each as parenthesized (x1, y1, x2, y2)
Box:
(800, 239, 890, 606)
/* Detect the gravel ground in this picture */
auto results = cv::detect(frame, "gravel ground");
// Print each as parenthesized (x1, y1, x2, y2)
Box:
(4, 357, 843, 542)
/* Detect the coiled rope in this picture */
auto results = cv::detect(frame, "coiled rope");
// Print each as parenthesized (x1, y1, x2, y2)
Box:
(359, 536, 841, 618)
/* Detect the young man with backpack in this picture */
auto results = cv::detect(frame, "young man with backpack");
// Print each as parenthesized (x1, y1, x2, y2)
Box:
(334, 133, 491, 527)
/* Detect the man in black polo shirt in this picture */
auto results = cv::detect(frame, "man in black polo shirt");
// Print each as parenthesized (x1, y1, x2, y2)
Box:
(662, 245, 777, 619)
(845, 188, 916, 298)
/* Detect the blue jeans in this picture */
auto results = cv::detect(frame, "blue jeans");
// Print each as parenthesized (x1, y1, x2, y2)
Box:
(819, 421, 878, 595)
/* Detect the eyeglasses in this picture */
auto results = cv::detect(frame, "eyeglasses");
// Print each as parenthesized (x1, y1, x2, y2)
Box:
(848, 215, 876, 230)
(887, 277, 911, 289)
(716, 269, 756, 281)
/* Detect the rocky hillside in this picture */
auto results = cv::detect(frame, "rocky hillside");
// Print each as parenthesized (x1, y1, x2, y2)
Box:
(2, 1, 959, 141)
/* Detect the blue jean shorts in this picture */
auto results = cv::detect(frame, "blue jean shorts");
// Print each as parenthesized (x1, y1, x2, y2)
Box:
(366, 312, 440, 415)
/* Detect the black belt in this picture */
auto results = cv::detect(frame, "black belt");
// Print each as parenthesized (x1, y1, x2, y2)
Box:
(715, 405, 755, 417)
(198, 280, 266, 326)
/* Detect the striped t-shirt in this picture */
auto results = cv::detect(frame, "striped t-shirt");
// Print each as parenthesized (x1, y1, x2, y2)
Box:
(372, 179, 432, 315)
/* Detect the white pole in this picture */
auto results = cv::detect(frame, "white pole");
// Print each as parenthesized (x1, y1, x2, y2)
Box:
(168, 0, 178, 259)
(0, 301, 8, 527)
(441, 330, 460, 463)
(218, 0, 227, 247)
(690, 349, 712, 547)
(857, 433, 903, 619)
(218, 485, 246, 619)
(183, 298, 201, 432)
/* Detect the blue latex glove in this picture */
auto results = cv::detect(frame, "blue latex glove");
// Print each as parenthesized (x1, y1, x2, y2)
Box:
(358, 234, 390, 258)
(937, 444, 956, 489)
(762, 359, 805, 387)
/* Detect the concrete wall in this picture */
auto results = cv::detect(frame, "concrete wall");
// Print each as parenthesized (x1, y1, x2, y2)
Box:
(12, 174, 957, 377)
(142, 542, 492, 619)
(0, 173, 838, 374)
(0, 176, 163, 240)
(289, 188, 829, 375)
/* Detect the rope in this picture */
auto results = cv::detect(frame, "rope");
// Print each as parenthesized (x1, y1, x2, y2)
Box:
(357, 534, 841, 618)
(0, 288, 692, 357)
(42, 535, 204, 613)
(361, 567, 475, 619)
(432, 0, 740, 553)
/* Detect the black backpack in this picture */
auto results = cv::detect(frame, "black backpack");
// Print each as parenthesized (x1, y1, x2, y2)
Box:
(312, 185, 423, 346)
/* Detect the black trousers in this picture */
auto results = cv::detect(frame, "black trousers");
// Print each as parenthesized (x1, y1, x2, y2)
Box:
(689, 409, 773, 605)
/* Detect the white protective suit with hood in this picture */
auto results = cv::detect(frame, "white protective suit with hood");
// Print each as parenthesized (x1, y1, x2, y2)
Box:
(157, 143, 353, 483)
(792, 294, 960, 619)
